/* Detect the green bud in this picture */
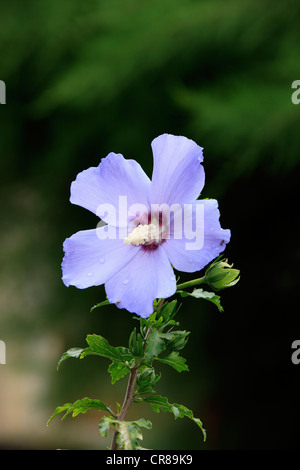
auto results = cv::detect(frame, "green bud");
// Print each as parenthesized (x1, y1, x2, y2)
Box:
(165, 330, 190, 351)
(137, 367, 156, 386)
(205, 258, 240, 291)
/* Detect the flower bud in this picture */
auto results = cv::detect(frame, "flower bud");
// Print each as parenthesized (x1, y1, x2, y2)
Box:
(166, 330, 190, 351)
(205, 258, 240, 291)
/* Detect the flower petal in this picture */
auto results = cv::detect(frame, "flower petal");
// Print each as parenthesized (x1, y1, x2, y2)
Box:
(150, 134, 205, 205)
(62, 228, 139, 288)
(104, 246, 176, 318)
(70, 153, 151, 226)
(162, 199, 231, 273)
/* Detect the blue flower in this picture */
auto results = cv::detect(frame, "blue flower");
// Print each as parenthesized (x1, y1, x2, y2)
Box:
(62, 134, 230, 317)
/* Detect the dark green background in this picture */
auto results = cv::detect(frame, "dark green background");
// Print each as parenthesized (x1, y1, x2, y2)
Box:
(0, 0, 299, 450)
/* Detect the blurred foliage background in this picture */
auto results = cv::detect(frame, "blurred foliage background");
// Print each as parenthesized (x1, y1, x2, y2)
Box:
(0, 0, 300, 450)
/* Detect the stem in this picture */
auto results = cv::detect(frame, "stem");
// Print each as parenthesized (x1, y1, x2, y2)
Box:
(157, 298, 166, 310)
(176, 276, 206, 291)
(118, 368, 139, 421)
(110, 299, 165, 450)
(110, 367, 139, 450)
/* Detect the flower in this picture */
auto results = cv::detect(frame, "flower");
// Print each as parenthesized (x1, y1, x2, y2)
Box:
(62, 134, 230, 318)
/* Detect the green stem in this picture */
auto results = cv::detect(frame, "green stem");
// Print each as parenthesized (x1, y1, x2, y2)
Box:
(176, 276, 206, 291)
(110, 299, 164, 450)
(110, 367, 139, 450)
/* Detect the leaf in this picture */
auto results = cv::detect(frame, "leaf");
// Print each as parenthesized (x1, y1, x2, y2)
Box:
(56, 338, 133, 379)
(164, 330, 190, 351)
(108, 361, 130, 384)
(99, 417, 152, 450)
(132, 418, 152, 430)
(99, 415, 115, 437)
(138, 394, 171, 413)
(47, 397, 114, 425)
(129, 328, 144, 357)
(135, 367, 161, 396)
(135, 394, 206, 441)
(116, 402, 121, 415)
(57, 347, 84, 370)
(156, 351, 189, 373)
(178, 288, 224, 312)
(81, 334, 124, 362)
(115, 346, 134, 362)
(117, 419, 152, 450)
(173, 403, 206, 439)
(158, 300, 179, 324)
(90, 299, 111, 312)
(117, 421, 141, 450)
(145, 329, 166, 361)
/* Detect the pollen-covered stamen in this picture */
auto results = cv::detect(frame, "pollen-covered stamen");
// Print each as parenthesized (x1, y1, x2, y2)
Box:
(124, 223, 161, 246)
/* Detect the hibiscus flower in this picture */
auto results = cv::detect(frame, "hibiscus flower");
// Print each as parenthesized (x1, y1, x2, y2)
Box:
(62, 134, 230, 317)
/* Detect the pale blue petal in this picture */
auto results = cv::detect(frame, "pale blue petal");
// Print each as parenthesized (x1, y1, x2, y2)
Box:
(104, 246, 176, 318)
(70, 153, 151, 225)
(162, 199, 231, 273)
(150, 134, 205, 205)
(62, 227, 139, 289)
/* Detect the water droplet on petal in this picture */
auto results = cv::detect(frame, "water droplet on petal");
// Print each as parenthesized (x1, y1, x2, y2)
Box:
(197, 156, 202, 162)
(123, 279, 129, 285)
(87, 272, 93, 277)
(89, 254, 94, 259)
(170, 276, 176, 281)
(100, 258, 105, 264)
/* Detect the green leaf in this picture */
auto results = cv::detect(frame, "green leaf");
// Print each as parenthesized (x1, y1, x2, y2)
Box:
(156, 351, 189, 373)
(145, 329, 166, 361)
(173, 403, 206, 440)
(108, 361, 130, 384)
(99, 417, 152, 450)
(57, 347, 84, 370)
(164, 330, 190, 351)
(139, 318, 149, 339)
(129, 327, 144, 358)
(115, 346, 134, 362)
(135, 394, 206, 441)
(178, 288, 224, 312)
(57, 339, 133, 373)
(117, 419, 152, 450)
(47, 397, 114, 425)
(158, 300, 179, 324)
(81, 334, 124, 362)
(138, 394, 171, 413)
(132, 418, 152, 430)
(99, 415, 115, 437)
(147, 301, 181, 334)
(135, 367, 161, 396)
(90, 299, 111, 312)
(116, 402, 121, 415)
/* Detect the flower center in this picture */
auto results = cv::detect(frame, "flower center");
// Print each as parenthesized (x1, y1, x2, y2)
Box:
(124, 222, 161, 246)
